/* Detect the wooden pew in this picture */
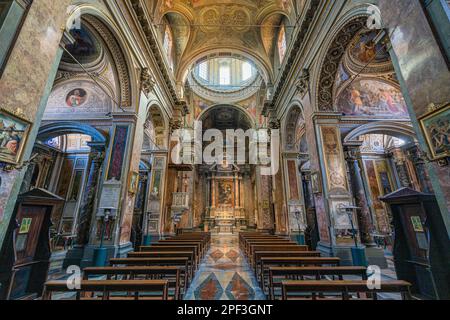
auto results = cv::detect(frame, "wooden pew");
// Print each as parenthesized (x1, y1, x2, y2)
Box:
(82, 266, 185, 300)
(141, 244, 200, 262)
(248, 244, 308, 265)
(253, 251, 321, 273)
(110, 257, 192, 281)
(43, 280, 169, 300)
(259, 257, 341, 288)
(239, 235, 284, 249)
(158, 240, 206, 257)
(268, 266, 367, 300)
(281, 280, 412, 300)
(168, 233, 210, 248)
(128, 251, 197, 271)
(244, 240, 297, 257)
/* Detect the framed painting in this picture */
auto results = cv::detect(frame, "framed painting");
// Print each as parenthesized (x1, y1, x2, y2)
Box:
(217, 180, 234, 207)
(128, 171, 139, 195)
(419, 103, 450, 160)
(0, 108, 31, 165)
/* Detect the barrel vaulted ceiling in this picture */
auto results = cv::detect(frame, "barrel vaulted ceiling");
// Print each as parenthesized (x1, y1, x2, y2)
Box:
(145, 0, 303, 83)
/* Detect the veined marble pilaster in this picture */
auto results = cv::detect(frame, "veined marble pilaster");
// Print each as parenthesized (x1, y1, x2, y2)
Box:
(0, 0, 73, 249)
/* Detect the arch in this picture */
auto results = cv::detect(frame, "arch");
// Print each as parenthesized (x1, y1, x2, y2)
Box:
(344, 121, 416, 144)
(158, 11, 192, 67)
(65, 5, 136, 107)
(314, 5, 372, 112)
(37, 122, 108, 144)
(282, 103, 305, 151)
(197, 103, 256, 129)
(45, 77, 115, 121)
(256, 7, 292, 26)
(259, 11, 291, 63)
(155, 1, 195, 24)
(145, 102, 169, 149)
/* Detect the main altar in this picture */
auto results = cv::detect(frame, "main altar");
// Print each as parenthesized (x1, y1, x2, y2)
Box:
(203, 163, 247, 234)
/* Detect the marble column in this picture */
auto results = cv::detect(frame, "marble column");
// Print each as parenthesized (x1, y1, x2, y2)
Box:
(301, 172, 314, 211)
(407, 145, 434, 193)
(379, 0, 450, 232)
(345, 146, 376, 246)
(0, 1, 73, 249)
(391, 149, 412, 189)
(76, 144, 105, 246)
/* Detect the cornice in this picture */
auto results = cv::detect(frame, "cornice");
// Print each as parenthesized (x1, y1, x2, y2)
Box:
(129, 0, 180, 105)
(269, 0, 321, 111)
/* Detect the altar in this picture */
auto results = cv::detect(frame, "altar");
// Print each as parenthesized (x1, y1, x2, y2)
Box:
(203, 163, 248, 234)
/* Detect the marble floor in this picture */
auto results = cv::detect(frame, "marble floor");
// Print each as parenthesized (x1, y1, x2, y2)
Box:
(184, 235, 266, 300)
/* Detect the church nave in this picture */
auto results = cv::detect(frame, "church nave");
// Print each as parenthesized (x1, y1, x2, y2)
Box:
(184, 235, 265, 301)
(0, 0, 449, 304)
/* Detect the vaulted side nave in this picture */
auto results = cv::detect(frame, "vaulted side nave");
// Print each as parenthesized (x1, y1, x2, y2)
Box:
(0, 0, 449, 301)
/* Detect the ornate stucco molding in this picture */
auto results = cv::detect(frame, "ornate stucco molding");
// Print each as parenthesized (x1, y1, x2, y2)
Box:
(140, 68, 156, 98)
(316, 16, 367, 112)
(130, 0, 179, 105)
(270, 0, 321, 109)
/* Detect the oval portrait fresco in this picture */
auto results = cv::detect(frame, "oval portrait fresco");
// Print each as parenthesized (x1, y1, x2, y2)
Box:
(66, 89, 87, 107)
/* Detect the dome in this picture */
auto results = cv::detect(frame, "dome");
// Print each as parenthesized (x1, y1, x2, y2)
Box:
(188, 55, 262, 103)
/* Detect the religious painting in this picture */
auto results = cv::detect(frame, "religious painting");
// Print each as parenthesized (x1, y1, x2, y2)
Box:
(46, 82, 112, 118)
(0, 109, 31, 165)
(218, 181, 233, 207)
(337, 79, 409, 117)
(66, 89, 87, 107)
(63, 26, 100, 64)
(419, 103, 450, 160)
(364, 159, 391, 234)
(128, 171, 139, 195)
(350, 30, 390, 64)
(106, 125, 129, 181)
(320, 126, 348, 193)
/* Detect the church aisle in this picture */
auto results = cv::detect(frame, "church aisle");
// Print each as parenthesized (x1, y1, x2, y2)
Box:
(184, 235, 266, 300)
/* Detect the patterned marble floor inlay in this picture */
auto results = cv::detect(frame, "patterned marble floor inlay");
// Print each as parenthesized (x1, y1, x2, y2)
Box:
(184, 235, 266, 300)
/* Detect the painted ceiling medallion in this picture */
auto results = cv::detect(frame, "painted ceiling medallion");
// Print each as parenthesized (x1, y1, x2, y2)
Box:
(344, 29, 394, 74)
(199, 6, 251, 34)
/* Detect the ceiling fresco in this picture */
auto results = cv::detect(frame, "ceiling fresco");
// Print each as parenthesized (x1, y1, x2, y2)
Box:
(152, 0, 296, 81)
(62, 22, 102, 65)
(336, 79, 409, 118)
(349, 30, 390, 65)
